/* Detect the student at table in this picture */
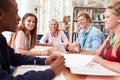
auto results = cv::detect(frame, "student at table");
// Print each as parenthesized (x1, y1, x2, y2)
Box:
(59, 16, 70, 39)
(39, 19, 69, 47)
(82, 0, 120, 73)
(66, 11, 105, 52)
(9, 13, 52, 56)
(0, 0, 65, 80)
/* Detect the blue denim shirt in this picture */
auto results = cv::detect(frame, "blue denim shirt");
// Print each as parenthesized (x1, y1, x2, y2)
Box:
(76, 24, 105, 50)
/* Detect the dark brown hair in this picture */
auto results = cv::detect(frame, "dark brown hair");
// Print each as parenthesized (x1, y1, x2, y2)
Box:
(0, 0, 12, 12)
(63, 16, 68, 25)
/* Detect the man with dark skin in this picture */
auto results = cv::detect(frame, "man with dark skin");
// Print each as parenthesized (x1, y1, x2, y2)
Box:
(0, 0, 65, 80)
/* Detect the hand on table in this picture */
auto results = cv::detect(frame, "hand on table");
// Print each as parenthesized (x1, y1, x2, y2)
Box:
(50, 56, 65, 76)
(66, 43, 80, 53)
(93, 55, 104, 64)
(73, 43, 80, 53)
(46, 43, 54, 47)
(45, 54, 59, 65)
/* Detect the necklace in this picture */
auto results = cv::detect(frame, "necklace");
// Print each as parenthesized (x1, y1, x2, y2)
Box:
(25, 33, 30, 50)
(103, 34, 116, 59)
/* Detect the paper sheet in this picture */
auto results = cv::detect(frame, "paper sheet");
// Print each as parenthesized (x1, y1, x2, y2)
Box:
(13, 65, 66, 80)
(30, 46, 52, 51)
(63, 54, 95, 67)
(63, 54, 120, 76)
(70, 61, 120, 76)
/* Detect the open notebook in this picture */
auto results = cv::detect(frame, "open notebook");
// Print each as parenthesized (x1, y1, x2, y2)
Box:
(63, 54, 120, 76)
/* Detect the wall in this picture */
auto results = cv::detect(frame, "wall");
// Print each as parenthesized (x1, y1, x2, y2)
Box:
(16, 0, 73, 34)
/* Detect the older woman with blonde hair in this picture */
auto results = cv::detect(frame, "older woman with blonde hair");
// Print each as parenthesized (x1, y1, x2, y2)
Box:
(39, 19, 69, 47)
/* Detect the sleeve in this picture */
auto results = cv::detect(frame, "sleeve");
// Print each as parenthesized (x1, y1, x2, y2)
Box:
(15, 31, 26, 50)
(39, 32, 49, 43)
(87, 32, 105, 50)
(0, 63, 55, 80)
(5, 46, 55, 80)
(8, 46, 46, 66)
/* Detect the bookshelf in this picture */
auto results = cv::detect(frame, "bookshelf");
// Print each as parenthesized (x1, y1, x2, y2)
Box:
(71, 6, 107, 42)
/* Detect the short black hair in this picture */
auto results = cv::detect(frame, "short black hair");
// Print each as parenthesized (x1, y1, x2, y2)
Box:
(0, 0, 11, 12)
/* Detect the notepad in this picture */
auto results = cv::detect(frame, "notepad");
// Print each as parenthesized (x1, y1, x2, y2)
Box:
(30, 46, 52, 51)
(63, 54, 95, 67)
(62, 54, 120, 76)
(70, 61, 120, 76)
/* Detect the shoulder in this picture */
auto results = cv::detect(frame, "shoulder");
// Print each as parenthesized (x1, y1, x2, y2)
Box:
(90, 26, 103, 35)
(17, 30, 25, 35)
(58, 30, 64, 33)
(79, 29, 84, 33)
(42, 31, 51, 38)
(58, 30, 65, 35)
(91, 26, 100, 32)
(44, 31, 51, 35)
(16, 30, 25, 39)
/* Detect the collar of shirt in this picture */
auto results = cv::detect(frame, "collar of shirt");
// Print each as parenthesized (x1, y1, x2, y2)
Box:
(50, 31, 59, 37)
(81, 24, 92, 36)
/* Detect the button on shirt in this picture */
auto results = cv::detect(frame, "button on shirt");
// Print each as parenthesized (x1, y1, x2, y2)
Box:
(76, 24, 105, 50)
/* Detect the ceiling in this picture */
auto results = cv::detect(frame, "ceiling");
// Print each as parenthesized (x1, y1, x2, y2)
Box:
(72, 0, 110, 8)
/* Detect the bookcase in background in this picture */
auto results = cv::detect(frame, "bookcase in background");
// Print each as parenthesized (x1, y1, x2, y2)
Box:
(71, 6, 108, 42)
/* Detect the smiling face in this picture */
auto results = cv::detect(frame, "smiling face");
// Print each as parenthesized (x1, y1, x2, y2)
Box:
(23, 16, 36, 31)
(49, 19, 58, 33)
(77, 16, 90, 29)
(103, 9, 120, 31)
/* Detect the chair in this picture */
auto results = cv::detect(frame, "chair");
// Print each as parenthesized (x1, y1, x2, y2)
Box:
(37, 34, 48, 43)
(37, 34, 43, 43)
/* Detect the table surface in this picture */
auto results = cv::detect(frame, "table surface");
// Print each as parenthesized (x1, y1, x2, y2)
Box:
(13, 46, 120, 80)
(63, 68, 120, 80)
(13, 64, 120, 80)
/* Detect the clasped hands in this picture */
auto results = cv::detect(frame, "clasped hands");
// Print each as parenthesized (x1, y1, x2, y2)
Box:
(46, 54, 65, 76)
(66, 43, 80, 53)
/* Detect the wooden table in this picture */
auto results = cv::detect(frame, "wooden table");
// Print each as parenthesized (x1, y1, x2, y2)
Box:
(63, 68, 120, 80)
(63, 68, 86, 80)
